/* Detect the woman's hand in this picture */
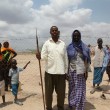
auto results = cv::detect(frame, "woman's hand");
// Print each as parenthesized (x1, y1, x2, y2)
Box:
(84, 71, 88, 80)
(65, 73, 70, 81)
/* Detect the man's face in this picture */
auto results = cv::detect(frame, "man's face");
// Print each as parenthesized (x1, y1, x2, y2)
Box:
(50, 26, 59, 41)
(73, 31, 80, 42)
(97, 39, 103, 47)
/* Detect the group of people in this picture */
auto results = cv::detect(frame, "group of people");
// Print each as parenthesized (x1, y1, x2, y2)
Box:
(0, 26, 110, 109)
(36, 26, 91, 110)
(0, 41, 30, 105)
(36, 26, 110, 110)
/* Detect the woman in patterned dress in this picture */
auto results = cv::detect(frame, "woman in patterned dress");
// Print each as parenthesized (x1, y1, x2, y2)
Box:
(67, 30, 90, 110)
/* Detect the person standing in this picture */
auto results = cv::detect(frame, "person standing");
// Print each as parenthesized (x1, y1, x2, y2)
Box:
(1, 41, 17, 62)
(0, 43, 6, 105)
(36, 26, 68, 110)
(1, 41, 17, 91)
(67, 30, 90, 110)
(90, 38, 109, 94)
(9, 59, 30, 105)
(105, 45, 110, 81)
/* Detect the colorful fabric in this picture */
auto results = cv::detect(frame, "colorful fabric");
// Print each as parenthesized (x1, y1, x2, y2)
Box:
(102, 48, 110, 67)
(11, 83, 19, 96)
(1, 47, 15, 53)
(68, 71, 86, 110)
(0, 54, 3, 60)
(3, 51, 11, 62)
(67, 41, 90, 63)
(93, 67, 104, 84)
(67, 40, 88, 110)
(1, 47, 15, 62)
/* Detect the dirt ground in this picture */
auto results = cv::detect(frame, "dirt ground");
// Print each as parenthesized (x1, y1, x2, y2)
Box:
(0, 53, 110, 110)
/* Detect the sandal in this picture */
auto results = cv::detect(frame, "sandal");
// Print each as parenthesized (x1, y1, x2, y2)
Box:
(90, 88, 96, 94)
(100, 94, 106, 100)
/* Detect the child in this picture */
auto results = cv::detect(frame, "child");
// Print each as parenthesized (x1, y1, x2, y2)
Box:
(0, 43, 6, 105)
(9, 59, 30, 105)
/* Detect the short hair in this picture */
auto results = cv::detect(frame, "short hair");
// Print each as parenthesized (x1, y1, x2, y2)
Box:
(3, 41, 9, 47)
(97, 38, 103, 43)
(11, 59, 17, 64)
(50, 26, 58, 31)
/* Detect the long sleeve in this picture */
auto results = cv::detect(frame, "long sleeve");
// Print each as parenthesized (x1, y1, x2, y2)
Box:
(41, 41, 48, 60)
(64, 45, 68, 74)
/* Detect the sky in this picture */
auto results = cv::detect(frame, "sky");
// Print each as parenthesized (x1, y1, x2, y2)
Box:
(0, 0, 110, 51)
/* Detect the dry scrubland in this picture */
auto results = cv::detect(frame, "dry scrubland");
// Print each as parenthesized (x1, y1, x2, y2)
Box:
(0, 53, 110, 110)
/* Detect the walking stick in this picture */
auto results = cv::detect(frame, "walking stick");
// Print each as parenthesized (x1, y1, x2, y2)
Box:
(36, 29, 46, 110)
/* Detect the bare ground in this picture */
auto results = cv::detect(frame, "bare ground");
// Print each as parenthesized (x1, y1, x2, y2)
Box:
(0, 53, 110, 110)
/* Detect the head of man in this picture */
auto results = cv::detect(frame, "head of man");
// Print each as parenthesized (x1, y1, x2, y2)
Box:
(72, 30, 81, 43)
(106, 45, 109, 49)
(97, 38, 103, 49)
(50, 26, 60, 42)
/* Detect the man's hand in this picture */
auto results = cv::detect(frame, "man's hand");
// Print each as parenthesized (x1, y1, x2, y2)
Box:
(36, 51, 41, 60)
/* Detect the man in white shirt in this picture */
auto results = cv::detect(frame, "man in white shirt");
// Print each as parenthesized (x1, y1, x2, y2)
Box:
(36, 26, 68, 110)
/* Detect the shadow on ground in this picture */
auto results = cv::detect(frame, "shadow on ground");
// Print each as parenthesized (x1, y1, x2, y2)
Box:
(101, 84, 110, 91)
(52, 101, 95, 110)
(19, 93, 37, 102)
(0, 101, 13, 108)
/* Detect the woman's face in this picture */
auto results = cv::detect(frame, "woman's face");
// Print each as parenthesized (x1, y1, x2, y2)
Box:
(72, 31, 81, 42)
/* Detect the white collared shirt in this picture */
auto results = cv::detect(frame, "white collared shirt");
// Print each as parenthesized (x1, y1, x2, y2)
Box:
(94, 46, 105, 67)
(41, 38, 68, 74)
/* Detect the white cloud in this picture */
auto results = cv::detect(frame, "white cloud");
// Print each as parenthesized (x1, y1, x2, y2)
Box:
(80, 22, 110, 37)
(0, 0, 34, 24)
(0, 20, 8, 28)
(0, 0, 110, 47)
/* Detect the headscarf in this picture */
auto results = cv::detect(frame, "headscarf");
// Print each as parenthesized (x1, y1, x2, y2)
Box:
(67, 30, 90, 63)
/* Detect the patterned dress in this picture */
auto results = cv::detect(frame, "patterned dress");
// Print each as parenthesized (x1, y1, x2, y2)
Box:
(67, 41, 90, 110)
(68, 52, 86, 110)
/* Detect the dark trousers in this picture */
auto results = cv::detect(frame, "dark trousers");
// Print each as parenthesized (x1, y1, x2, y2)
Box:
(106, 66, 110, 80)
(45, 72, 66, 110)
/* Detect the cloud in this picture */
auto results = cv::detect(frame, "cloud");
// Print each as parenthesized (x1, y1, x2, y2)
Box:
(0, 20, 8, 28)
(0, 0, 110, 47)
(35, 0, 92, 37)
(0, 0, 34, 24)
(80, 22, 110, 37)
